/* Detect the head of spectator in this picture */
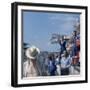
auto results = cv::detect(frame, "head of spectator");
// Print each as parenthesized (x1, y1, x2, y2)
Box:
(73, 30, 77, 37)
(63, 50, 69, 58)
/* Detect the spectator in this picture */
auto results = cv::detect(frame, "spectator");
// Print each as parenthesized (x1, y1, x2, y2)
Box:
(60, 51, 72, 75)
(71, 31, 79, 65)
(48, 55, 56, 76)
(55, 55, 61, 75)
(60, 36, 67, 55)
(23, 46, 41, 77)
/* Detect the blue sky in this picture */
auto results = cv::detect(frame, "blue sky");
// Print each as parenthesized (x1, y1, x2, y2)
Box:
(23, 11, 80, 52)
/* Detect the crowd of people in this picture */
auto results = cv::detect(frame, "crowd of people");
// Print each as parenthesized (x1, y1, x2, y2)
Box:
(45, 29, 80, 76)
(23, 29, 80, 77)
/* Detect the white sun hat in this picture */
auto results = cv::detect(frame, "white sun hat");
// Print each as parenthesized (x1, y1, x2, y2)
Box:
(26, 46, 40, 59)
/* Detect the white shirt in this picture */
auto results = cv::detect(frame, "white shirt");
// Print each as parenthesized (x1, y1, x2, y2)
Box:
(23, 59, 40, 77)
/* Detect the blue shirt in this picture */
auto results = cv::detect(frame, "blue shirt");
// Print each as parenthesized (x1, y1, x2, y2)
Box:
(48, 60, 56, 72)
(60, 56, 72, 69)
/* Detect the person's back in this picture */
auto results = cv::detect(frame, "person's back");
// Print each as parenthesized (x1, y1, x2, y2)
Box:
(48, 59, 56, 76)
(60, 40, 66, 54)
(23, 59, 40, 77)
(23, 46, 41, 77)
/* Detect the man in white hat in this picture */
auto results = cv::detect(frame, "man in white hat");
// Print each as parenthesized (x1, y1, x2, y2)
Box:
(23, 46, 41, 77)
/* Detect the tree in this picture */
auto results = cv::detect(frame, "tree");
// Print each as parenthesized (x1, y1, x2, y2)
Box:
(50, 33, 62, 45)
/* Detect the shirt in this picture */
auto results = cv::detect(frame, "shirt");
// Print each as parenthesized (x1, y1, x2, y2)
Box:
(60, 56, 72, 69)
(48, 60, 56, 72)
(55, 57, 60, 65)
(23, 59, 40, 77)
